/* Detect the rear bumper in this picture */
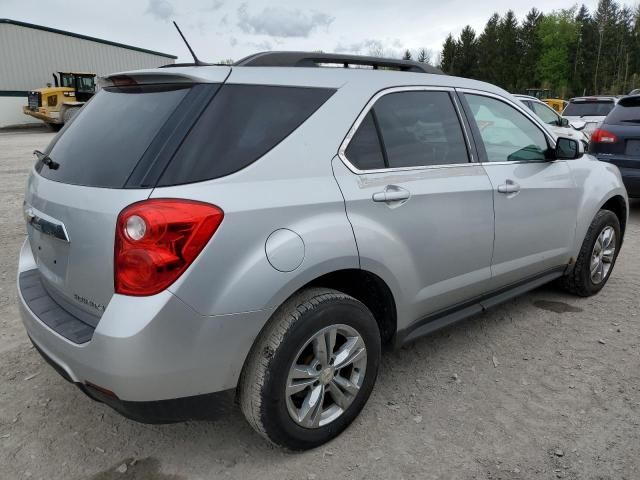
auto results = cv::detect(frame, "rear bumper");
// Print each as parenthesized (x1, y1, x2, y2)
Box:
(17, 239, 271, 403)
(30, 338, 235, 423)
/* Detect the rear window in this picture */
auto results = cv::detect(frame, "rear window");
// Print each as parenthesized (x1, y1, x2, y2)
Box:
(38, 85, 190, 188)
(157, 84, 335, 186)
(563, 100, 615, 117)
(605, 96, 640, 125)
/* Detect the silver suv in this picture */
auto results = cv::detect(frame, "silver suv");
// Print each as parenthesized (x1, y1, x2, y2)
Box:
(18, 52, 628, 449)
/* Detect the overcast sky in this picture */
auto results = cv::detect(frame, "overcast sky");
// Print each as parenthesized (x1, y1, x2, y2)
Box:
(2, 0, 601, 63)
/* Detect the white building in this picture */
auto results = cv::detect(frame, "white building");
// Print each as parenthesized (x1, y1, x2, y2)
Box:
(0, 18, 176, 127)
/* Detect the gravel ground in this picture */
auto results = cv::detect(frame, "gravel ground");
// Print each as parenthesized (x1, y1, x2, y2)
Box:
(1, 128, 639, 480)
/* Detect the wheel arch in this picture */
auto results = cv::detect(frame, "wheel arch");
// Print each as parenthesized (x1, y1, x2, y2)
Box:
(600, 194, 627, 241)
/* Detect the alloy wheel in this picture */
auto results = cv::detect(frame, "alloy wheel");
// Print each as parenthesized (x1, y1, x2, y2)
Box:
(285, 324, 367, 428)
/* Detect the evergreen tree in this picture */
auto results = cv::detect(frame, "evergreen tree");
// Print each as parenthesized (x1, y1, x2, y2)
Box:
(439, 34, 458, 74)
(455, 26, 478, 78)
(402, 49, 413, 61)
(497, 10, 520, 91)
(517, 8, 543, 92)
(476, 14, 501, 85)
(437, 1, 639, 95)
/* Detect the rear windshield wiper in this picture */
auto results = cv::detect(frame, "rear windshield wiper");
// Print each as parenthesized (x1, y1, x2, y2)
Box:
(33, 150, 59, 170)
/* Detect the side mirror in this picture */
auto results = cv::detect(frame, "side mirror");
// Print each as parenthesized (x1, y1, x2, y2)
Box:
(559, 117, 570, 127)
(555, 136, 583, 160)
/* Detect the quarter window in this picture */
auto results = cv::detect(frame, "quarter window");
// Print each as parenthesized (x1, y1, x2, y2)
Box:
(345, 112, 385, 170)
(465, 94, 549, 162)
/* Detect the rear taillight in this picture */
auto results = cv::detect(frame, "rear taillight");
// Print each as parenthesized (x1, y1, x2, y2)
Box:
(591, 128, 618, 144)
(115, 199, 223, 296)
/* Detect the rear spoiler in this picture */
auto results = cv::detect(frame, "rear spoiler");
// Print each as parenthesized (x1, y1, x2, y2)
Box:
(99, 66, 231, 88)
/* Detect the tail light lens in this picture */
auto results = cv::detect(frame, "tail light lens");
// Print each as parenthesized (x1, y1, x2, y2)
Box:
(115, 199, 223, 296)
(591, 128, 618, 144)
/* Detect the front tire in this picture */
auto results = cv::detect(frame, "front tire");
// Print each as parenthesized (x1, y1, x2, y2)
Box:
(562, 209, 621, 296)
(239, 288, 381, 450)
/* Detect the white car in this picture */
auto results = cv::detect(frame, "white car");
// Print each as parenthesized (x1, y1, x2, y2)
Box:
(514, 94, 589, 146)
(562, 96, 619, 138)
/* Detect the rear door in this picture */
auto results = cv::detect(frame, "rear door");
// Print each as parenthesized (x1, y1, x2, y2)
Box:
(460, 91, 579, 288)
(332, 87, 495, 325)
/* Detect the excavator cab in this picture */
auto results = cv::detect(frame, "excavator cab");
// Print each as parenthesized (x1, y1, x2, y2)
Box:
(58, 72, 96, 101)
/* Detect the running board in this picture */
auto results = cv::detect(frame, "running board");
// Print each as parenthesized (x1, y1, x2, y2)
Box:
(397, 268, 564, 346)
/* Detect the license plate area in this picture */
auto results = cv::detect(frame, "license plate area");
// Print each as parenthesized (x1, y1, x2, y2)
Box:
(625, 140, 640, 156)
(28, 226, 70, 290)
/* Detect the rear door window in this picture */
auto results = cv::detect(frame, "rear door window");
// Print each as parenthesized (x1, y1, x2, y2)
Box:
(158, 85, 335, 186)
(373, 91, 469, 168)
(563, 100, 615, 117)
(38, 85, 190, 188)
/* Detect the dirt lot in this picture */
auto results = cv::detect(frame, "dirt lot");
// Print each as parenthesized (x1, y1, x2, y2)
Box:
(0, 128, 639, 480)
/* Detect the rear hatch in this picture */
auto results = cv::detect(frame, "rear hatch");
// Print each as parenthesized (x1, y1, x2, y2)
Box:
(589, 96, 640, 169)
(24, 68, 230, 321)
(563, 98, 616, 137)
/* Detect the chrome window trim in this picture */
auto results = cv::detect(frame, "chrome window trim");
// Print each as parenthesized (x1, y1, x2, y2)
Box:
(456, 87, 558, 162)
(338, 86, 477, 175)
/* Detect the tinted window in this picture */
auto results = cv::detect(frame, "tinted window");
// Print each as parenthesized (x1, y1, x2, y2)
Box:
(465, 94, 548, 162)
(159, 85, 334, 186)
(373, 91, 468, 168)
(38, 85, 189, 187)
(532, 101, 560, 125)
(563, 100, 615, 117)
(605, 96, 640, 125)
(345, 112, 385, 170)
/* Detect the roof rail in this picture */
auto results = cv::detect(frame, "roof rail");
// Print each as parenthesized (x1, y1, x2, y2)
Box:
(234, 51, 443, 75)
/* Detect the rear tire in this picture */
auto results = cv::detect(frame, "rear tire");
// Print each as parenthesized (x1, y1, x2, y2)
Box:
(239, 288, 381, 450)
(562, 209, 621, 296)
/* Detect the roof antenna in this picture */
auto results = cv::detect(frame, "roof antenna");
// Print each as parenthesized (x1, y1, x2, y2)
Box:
(172, 21, 210, 66)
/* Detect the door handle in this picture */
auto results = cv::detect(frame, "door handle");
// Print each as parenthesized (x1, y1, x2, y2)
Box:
(372, 186, 410, 203)
(497, 179, 521, 194)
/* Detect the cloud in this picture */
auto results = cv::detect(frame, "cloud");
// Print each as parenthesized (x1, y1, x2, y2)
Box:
(204, 0, 224, 12)
(245, 39, 273, 51)
(145, 0, 174, 21)
(334, 39, 406, 58)
(237, 4, 334, 38)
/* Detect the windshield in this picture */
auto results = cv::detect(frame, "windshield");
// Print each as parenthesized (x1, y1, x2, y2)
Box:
(563, 100, 615, 117)
(532, 102, 560, 125)
(37, 84, 190, 188)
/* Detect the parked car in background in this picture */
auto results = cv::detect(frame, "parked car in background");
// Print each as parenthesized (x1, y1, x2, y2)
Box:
(515, 94, 589, 146)
(17, 52, 628, 450)
(563, 96, 619, 138)
(629, 89, 640, 96)
(589, 95, 640, 197)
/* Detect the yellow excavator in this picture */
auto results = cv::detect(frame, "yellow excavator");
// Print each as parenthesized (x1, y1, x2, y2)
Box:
(23, 72, 96, 130)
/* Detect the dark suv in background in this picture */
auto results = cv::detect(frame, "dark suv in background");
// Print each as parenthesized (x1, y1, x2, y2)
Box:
(590, 95, 640, 197)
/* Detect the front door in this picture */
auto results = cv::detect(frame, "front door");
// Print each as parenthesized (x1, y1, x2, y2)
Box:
(332, 88, 495, 329)
(461, 92, 579, 288)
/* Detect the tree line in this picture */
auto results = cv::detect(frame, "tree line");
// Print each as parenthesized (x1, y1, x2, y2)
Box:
(434, 1, 640, 98)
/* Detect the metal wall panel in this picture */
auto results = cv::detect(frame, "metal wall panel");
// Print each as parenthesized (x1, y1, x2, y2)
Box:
(0, 23, 175, 90)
